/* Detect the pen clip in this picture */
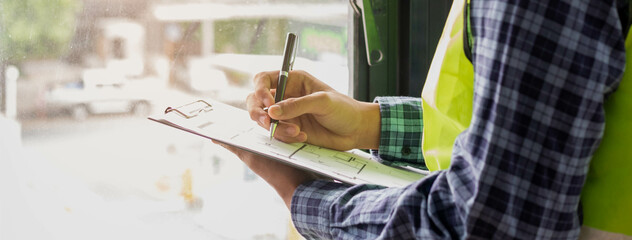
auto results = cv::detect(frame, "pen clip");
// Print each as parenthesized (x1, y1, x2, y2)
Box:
(289, 36, 298, 71)
(281, 33, 299, 72)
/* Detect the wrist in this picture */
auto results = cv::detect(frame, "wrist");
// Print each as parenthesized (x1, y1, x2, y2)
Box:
(356, 102, 381, 149)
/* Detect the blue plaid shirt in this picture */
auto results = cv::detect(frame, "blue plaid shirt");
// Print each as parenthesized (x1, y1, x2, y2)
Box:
(291, 0, 627, 239)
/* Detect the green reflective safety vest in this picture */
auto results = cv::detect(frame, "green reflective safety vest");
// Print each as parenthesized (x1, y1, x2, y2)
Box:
(421, 0, 473, 171)
(420, 0, 632, 235)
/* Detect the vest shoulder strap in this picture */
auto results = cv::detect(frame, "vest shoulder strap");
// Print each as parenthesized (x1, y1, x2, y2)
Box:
(463, 0, 473, 62)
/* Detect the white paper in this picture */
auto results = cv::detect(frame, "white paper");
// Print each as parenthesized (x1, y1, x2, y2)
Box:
(149, 99, 425, 187)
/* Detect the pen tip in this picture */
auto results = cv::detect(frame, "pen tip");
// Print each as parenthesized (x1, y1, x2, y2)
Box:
(270, 123, 277, 140)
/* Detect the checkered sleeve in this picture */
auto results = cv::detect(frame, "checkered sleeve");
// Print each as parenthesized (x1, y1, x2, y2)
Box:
(371, 96, 426, 170)
(290, 1, 626, 239)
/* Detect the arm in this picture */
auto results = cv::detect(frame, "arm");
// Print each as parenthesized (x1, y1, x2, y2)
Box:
(290, 0, 626, 239)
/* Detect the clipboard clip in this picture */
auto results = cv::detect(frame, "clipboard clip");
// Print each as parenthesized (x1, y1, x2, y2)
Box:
(165, 100, 213, 119)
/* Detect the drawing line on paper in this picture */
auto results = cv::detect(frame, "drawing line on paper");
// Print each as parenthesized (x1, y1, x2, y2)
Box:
(288, 144, 307, 158)
(230, 126, 257, 140)
(294, 145, 368, 173)
(334, 153, 355, 162)
(198, 121, 214, 129)
(220, 123, 384, 177)
(357, 164, 366, 174)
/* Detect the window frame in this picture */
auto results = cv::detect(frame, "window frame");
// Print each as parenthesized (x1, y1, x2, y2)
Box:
(349, 0, 452, 101)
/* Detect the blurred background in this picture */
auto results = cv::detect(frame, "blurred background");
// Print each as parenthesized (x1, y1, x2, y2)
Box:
(0, 0, 350, 239)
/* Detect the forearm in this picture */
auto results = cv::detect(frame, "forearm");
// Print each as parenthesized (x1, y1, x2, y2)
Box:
(291, 174, 460, 239)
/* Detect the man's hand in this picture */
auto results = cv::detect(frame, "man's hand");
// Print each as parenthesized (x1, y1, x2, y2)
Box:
(248, 70, 381, 150)
(214, 70, 382, 209)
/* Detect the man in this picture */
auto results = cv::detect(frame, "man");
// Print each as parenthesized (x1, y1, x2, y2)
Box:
(216, 0, 630, 238)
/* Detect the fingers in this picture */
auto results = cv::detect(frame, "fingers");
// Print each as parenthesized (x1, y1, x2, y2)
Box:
(247, 90, 309, 143)
(268, 91, 333, 120)
(272, 121, 308, 143)
(253, 71, 279, 107)
(253, 70, 328, 106)
(252, 69, 335, 108)
(247, 92, 270, 129)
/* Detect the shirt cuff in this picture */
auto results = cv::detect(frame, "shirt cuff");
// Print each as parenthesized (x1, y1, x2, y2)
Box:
(290, 180, 348, 239)
(371, 96, 426, 170)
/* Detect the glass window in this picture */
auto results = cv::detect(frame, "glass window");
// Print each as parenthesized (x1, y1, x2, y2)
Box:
(0, 0, 349, 239)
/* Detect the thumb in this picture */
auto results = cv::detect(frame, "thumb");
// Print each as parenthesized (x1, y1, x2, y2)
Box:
(268, 92, 331, 120)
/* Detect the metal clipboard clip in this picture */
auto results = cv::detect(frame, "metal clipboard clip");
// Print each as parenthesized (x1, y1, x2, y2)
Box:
(164, 100, 213, 119)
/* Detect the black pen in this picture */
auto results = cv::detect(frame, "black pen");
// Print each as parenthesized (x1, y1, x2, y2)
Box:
(270, 33, 298, 140)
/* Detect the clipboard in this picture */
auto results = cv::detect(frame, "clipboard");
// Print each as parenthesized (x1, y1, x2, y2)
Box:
(148, 99, 426, 187)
